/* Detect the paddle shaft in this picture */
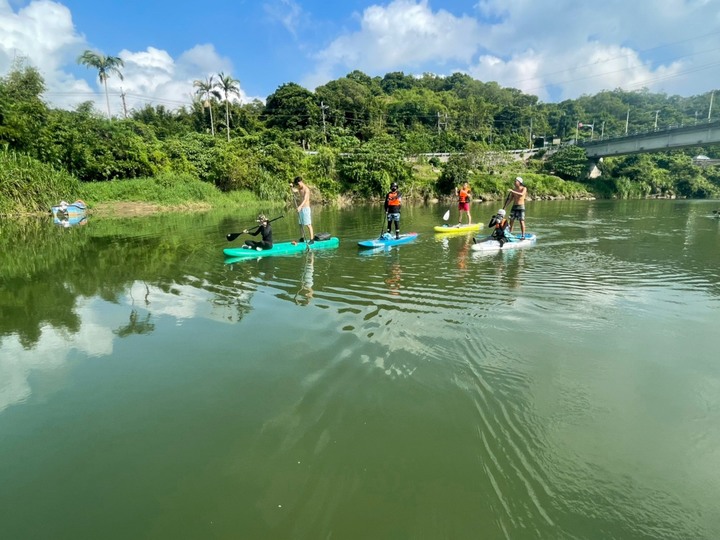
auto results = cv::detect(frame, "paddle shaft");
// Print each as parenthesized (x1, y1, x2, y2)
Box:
(226, 215, 284, 241)
(503, 192, 512, 209)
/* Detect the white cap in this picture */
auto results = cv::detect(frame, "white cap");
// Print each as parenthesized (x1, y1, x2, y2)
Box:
(497, 209, 506, 216)
(515, 176, 524, 184)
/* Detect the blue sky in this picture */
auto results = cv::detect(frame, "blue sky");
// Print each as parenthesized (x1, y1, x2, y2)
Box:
(2, 0, 720, 115)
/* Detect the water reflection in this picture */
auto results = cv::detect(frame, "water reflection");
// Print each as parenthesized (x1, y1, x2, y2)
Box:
(294, 251, 314, 305)
(53, 214, 88, 228)
(1, 202, 720, 538)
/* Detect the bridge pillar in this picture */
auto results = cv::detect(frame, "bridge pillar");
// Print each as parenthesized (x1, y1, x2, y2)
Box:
(587, 158, 602, 179)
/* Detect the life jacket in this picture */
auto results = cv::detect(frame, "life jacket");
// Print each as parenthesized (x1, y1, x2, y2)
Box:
(488, 216, 509, 241)
(386, 191, 401, 208)
(459, 189, 471, 204)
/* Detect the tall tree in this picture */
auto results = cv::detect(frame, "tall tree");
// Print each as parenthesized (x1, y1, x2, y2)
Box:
(193, 75, 221, 136)
(216, 72, 240, 141)
(77, 50, 124, 118)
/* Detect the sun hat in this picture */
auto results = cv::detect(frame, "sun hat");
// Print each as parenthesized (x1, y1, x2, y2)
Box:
(515, 176, 524, 184)
(497, 209, 506, 216)
(256, 213, 267, 222)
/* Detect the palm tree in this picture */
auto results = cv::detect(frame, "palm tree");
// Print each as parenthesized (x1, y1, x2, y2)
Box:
(77, 50, 124, 118)
(216, 72, 241, 141)
(193, 75, 221, 136)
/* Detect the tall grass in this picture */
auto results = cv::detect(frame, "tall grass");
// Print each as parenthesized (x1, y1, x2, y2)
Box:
(0, 149, 81, 214)
(472, 172, 593, 201)
(78, 172, 267, 209)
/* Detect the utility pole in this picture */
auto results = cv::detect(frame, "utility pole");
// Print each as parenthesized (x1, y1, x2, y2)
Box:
(709, 91, 715, 121)
(320, 101, 328, 143)
(600, 121, 605, 139)
(654, 110, 660, 130)
(695, 111, 698, 125)
(437, 112, 448, 133)
(120, 87, 128, 119)
(575, 121, 579, 143)
(625, 108, 629, 135)
(529, 117, 533, 149)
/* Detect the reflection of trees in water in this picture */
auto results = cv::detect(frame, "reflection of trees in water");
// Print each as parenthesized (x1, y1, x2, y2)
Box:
(0, 212, 254, 346)
(114, 309, 155, 338)
(0, 276, 82, 348)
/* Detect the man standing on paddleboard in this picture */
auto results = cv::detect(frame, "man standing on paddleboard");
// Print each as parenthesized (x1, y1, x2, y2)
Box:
(293, 176, 314, 243)
(508, 176, 527, 239)
(384, 182, 402, 239)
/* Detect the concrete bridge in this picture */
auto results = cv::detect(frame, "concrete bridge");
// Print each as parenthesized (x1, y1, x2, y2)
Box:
(579, 119, 720, 158)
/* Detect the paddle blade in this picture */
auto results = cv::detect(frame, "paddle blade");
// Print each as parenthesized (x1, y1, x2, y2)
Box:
(442, 209, 450, 221)
(226, 233, 241, 242)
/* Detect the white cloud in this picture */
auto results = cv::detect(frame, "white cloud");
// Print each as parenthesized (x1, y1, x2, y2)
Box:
(0, 0, 94, 108)
(470, 0, 720, 99)
(306, 0, 720, 99)
(264, 0, 304, 37)
(305, 0, 480, 89)
(2, 0, 719, 113)
(0, 0, 250, 113)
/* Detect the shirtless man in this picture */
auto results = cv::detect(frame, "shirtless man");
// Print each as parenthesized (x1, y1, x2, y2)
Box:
(293, 176, 314, 243)
(508, 176, 527, 238)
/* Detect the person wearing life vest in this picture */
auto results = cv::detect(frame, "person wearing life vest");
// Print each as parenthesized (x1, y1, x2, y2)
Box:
(384, 182, 402, 239)
(488, 208, 510, 246)
(456, 182, 472, 225)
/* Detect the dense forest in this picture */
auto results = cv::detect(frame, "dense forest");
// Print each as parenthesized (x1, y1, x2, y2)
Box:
(1, 56, 719, 213)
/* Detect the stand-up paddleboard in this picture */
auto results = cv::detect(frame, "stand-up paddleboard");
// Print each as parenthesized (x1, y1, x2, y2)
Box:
(224, 237, 339, 259)
(471, 232, 537, 252)
(433, 223, 482, 234)
(358, 232, 418, 249)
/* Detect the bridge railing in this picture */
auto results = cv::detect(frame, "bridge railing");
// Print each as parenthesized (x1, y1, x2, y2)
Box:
(578, 118, 720, 147)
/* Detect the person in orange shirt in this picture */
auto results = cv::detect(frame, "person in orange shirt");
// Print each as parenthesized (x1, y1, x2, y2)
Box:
(456, 182, 472, 225)
(384, 182, 402, 239)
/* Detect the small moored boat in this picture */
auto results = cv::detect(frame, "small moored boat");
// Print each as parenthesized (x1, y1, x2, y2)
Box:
(51, 200, 87, 218)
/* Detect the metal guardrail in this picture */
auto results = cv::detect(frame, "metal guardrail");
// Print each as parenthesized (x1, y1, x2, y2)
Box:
(578, 118, 720, 146)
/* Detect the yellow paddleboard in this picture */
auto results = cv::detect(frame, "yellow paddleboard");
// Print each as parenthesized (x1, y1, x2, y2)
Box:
(433, 223, 482, 234)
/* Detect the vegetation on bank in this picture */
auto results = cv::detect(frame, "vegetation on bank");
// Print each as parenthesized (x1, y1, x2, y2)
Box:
(1, 59, 719, 215)
(0, 150, 81, 213)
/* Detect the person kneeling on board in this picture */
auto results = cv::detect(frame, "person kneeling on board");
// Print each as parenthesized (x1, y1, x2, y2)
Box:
(243, 214, 274, 251)
(488, 209, 513, 247)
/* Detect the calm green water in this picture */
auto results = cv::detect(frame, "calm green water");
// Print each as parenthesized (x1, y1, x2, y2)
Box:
(1, 200, 719, 539)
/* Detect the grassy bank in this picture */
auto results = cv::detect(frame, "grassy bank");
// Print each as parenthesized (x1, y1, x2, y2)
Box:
(77, 172, 266, 214)
(0, 149, 81, 214)
(2, 153, 594, 217)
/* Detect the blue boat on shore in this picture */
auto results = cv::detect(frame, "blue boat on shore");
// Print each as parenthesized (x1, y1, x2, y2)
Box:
(51, 200, 87, 219)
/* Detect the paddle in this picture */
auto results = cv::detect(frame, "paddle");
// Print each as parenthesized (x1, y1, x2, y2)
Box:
(378, 211, 389, 239)
(442, 209, 450, 221)
(226, 215, 284, 241)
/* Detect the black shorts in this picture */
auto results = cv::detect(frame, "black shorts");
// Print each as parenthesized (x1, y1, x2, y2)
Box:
(510, 205, 525, 221)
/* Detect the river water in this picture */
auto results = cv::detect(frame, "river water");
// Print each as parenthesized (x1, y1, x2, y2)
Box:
(1, 200, 719, 539)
